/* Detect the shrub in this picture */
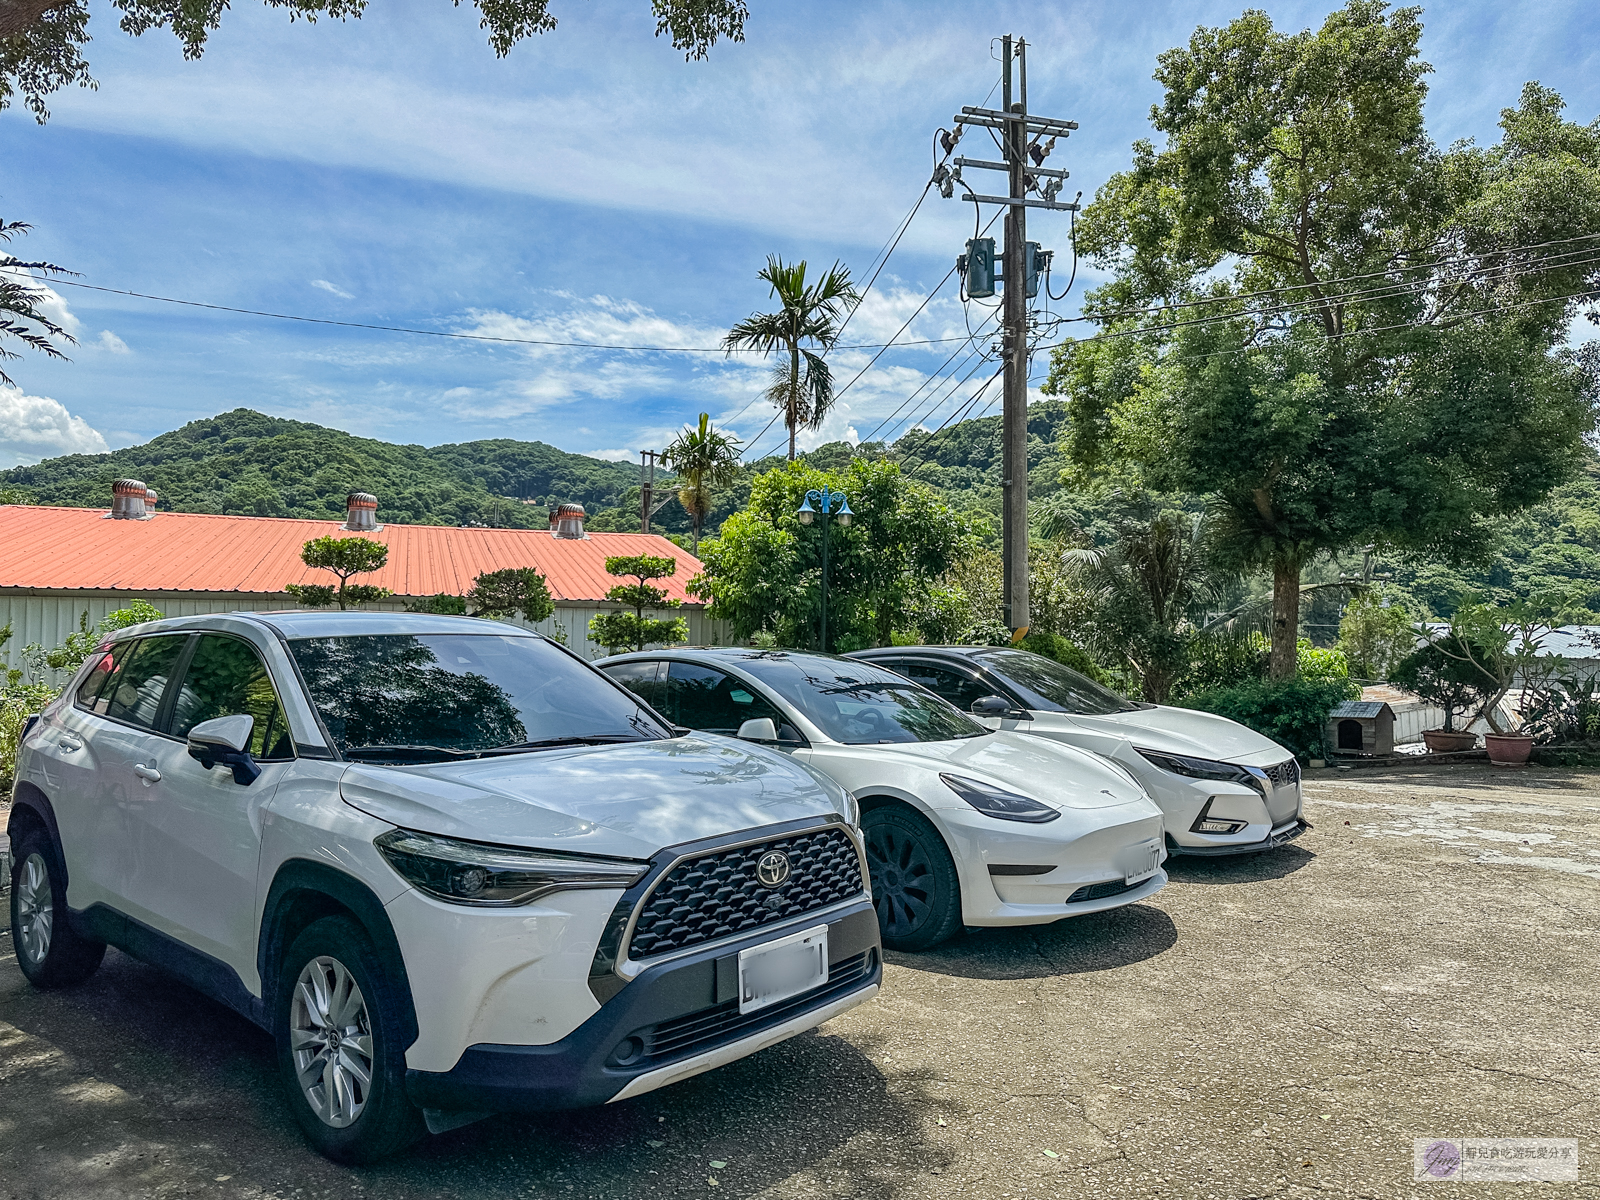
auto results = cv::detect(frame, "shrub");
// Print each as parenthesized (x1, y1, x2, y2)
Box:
(1176, 676, 1360, 762)
(1016, 630, 1110, 684)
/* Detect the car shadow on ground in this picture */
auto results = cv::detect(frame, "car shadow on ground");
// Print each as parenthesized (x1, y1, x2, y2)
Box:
(0, 944, 933, 1200)
(887, 901, 1177, 982)
(1162, 842, 1315, 885)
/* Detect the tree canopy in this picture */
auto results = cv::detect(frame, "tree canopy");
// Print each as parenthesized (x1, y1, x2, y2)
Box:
(1044, 1, 1600, 678)
(1, 0, 750, 120)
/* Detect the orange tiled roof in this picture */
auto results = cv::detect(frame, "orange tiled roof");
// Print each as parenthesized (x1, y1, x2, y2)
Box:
(0, 505, 705, 604)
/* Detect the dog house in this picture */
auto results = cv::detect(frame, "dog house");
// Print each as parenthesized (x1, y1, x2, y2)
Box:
(1327, 700, 1396, 756)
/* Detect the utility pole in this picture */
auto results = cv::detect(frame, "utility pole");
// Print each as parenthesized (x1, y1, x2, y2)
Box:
(640, 450, 658, 535)
(940, 36, 1079, 639)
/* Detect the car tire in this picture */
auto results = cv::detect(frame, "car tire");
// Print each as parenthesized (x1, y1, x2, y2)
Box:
(9, 827, 107, 988)
(274, 914, 426, 1164)
(861, 805, 962, 951)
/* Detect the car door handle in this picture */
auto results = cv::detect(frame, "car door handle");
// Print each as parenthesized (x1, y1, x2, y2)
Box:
(133, 764, 162, 783)
(58, 737, 83, 752)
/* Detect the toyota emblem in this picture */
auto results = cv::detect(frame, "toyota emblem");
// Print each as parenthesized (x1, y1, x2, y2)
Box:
(756, 850, 792, 888)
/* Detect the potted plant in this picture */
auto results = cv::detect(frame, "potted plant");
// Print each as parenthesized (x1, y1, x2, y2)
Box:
(1390, 639, 1489, 753)
(1419, 596, 1571, 766)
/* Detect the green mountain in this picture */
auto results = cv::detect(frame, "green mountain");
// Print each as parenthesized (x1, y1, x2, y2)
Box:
(0, 408, 646, 529)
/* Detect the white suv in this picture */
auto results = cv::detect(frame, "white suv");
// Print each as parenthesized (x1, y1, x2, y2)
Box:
(7, 612, 879, 1162)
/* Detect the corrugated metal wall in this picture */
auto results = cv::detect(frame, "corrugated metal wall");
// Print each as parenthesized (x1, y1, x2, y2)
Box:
(1, 589, 735, 683)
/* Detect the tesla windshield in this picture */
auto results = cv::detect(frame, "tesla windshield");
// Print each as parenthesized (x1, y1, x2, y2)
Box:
(972, 648, 1135, 716)
(288, 634, 668, 760)
(735, 654, 985, 744)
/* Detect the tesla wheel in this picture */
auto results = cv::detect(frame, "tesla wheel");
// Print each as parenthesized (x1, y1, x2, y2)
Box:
(9, 827, 106, 988)
(861, 805, 961, 951)
(274, 915, 425, 1163)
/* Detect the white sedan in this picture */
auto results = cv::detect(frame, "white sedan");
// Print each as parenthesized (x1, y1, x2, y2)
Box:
(596, 649, 1168, 951)
(848, 646, 1308, 857)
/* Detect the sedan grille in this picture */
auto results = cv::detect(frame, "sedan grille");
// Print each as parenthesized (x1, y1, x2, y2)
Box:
(1262, 758, 1300, 788)
(627, 827, 865, 961)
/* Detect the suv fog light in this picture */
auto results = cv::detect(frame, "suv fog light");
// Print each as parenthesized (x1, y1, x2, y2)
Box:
(610, 1036, 645, 1066)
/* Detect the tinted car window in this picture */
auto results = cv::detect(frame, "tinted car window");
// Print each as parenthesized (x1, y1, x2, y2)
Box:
(602, 660, 667, 712)
(171, 635, 294, 760)
(288, 633, 667, 759)
(102, 635, 189, 729)
(892, 661, 995, 712)
(76, 642, 132, 714)
(971, 648, 1131, 715)
(734, 654, 984, 744)
(665, 662, 786, 735)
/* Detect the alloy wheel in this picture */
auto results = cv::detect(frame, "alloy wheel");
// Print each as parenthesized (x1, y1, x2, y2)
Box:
(289, 955, 375, 1128)
(15, 853, 54, 966)
(864, 823, 935, 938)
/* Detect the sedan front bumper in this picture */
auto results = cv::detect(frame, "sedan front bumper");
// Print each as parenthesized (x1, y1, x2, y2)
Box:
(1165, 817, 1312, 857)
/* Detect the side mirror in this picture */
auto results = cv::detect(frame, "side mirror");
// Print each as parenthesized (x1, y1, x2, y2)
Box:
(971, 695, 1030, 721)
(187, 714, 262, 785)
(736, 717, 779, 742)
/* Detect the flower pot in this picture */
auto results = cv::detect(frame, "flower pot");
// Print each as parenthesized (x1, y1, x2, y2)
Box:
(1423, 729, 1477, 753)
(1485, 733, 1534, 766)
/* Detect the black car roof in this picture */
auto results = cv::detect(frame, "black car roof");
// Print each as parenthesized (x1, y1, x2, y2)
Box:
(847, 646, 989, 660)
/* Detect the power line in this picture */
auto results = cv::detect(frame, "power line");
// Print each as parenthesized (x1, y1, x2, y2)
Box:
(0, 268, 979, 355)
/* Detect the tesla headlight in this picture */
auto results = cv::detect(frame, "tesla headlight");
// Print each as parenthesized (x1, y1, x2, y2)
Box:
(375, 829, 649, 907)
(1136, 749, 1265, 797)
(940, 774, 1061, 824)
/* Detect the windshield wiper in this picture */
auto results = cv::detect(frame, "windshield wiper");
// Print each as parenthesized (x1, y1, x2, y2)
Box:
(343, 744, 484, 762)
(479, 734, 650, 756)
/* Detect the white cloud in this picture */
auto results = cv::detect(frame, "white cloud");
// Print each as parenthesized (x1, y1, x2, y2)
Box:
(0, 393, 110, 468)
(311, 279, 355, 299)
(586, 448, 638, 462)
(95, 330, 131, 354)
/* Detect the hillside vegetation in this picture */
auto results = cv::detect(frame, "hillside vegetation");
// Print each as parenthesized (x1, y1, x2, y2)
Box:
(0, 408, 644, 528)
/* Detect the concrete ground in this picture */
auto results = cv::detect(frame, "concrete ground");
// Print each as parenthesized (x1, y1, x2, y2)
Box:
(3, 764, 1597, 1199)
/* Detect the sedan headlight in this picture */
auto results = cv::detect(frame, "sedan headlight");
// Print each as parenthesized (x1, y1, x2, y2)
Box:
(375, 829, 649, 907)
(1136, 749, 1265, 797)
(940, 774, 1060, 824)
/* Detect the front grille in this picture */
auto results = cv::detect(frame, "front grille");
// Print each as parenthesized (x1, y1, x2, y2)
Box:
(1263, 758, 1300, 787)
(1068, 878, 1143, 903)
(626, 827, 865, 961)
(625, 950, 876, 1067)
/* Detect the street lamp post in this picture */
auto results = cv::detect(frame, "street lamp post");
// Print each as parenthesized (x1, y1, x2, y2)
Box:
(796, 486, 853, 653)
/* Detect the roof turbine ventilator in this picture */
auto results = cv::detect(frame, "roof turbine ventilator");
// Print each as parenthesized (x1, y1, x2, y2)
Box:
(107, 478, 153, 521)
(550, 502, 588, 539)
(343, 491, 381, 532)
(143, 487, 159, 510)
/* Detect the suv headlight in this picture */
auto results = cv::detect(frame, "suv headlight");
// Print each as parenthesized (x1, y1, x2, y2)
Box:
(1136, 749, 1265, 797)
(375, 829, 649, 906)
(940, 774, 1060, 823)
(841, 790, 861, 827)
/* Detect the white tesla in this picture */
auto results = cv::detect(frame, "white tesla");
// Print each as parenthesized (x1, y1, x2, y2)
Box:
(596, 649, 1167, 951)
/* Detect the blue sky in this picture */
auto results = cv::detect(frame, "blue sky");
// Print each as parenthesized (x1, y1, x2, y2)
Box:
(1, 0, 1597, 469)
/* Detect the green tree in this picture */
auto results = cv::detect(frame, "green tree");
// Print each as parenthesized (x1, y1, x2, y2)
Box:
(466, 567, 555, 623)
(2, 0, 750, 121)
(660, 413, 742, 555)
(588, 555, 687, 654)
(285, 534, 392, 610)
(690, 459, 973, 651)
(0, 217, 73, 384)
(723, 256, 859, 461)
(1336, 586, 1417, 679)
(1045, 3, 1600, 681)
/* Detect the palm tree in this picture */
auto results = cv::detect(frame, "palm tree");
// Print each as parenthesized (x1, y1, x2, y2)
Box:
(660, 413, 742, 555)
(722, 256, 859, 460)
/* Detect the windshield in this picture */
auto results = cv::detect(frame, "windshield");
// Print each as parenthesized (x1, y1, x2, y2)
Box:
(288, 633, 668, 761)
(734, 654, 985, 744)
(972, 648, 1133, 716)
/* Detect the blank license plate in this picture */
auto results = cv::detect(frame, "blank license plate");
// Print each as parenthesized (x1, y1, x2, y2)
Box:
(738, 924, 829, 1016)
(1124, 840, 1161, 886)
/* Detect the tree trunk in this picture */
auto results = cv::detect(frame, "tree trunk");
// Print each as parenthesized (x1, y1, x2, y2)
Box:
(1270, 556, 1300, 679)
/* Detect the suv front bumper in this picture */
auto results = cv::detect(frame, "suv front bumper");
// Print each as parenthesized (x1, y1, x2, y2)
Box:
(405, 899, 880, 1114)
